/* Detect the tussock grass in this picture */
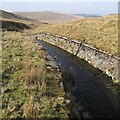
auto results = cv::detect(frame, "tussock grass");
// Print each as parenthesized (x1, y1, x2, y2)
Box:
(2, 31, 69, 118)
(31, 14, 118, 55)
(2, 31, 46, 118)
(21, 58, 46, 94)
(22, 95, 40, 118)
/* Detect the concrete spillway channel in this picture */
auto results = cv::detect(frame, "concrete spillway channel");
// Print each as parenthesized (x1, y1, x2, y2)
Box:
(36, 39, 120, 119)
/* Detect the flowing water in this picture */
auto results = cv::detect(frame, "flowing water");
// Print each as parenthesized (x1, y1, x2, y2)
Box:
(36, 40, 119, 119)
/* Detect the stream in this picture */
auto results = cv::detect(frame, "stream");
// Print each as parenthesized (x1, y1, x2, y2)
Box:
(36, 40, 119, 119)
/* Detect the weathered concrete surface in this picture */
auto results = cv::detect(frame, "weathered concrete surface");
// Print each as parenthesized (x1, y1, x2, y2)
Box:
(32, 32, 120, 81)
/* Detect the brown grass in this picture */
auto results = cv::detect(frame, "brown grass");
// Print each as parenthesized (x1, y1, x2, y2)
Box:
(2, 31, 69, 118)
(30, 14, 118, 55)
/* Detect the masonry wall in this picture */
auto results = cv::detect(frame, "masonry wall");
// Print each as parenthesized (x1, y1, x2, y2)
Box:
(32, 32, 120, 80)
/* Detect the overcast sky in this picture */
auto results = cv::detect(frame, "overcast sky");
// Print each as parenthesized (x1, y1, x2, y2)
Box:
(1, 0, 119, 15)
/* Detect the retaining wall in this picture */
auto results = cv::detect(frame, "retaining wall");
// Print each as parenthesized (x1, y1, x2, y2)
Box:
(32, 32, 120, 81)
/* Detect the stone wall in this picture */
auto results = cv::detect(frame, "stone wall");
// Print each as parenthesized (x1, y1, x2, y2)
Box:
(32, 32, 120, 81)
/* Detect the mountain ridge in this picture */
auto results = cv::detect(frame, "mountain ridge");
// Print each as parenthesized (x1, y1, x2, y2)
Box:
(0, 9, 31, 21)
(14, 11, 77, 23)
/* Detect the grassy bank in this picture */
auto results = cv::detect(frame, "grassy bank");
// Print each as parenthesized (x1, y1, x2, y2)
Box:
(0, 17, 48, 32)
(31, 14, 118, 56)
(1, 11, 119, 118)
(1, 31, 69, 118)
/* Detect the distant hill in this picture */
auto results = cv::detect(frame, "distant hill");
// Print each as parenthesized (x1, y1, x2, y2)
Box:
(73, 14, 101, 18)
(14, 11, 77, 23)
(0, 9, 31, 21)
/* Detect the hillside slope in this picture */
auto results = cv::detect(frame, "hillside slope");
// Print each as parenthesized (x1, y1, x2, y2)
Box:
(14, 11, 77, 23)
(1, 20, 30, 31)
(0, 9, 30, 20)
(31, 14, 118, 55)
(0, 10, 47, 31)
